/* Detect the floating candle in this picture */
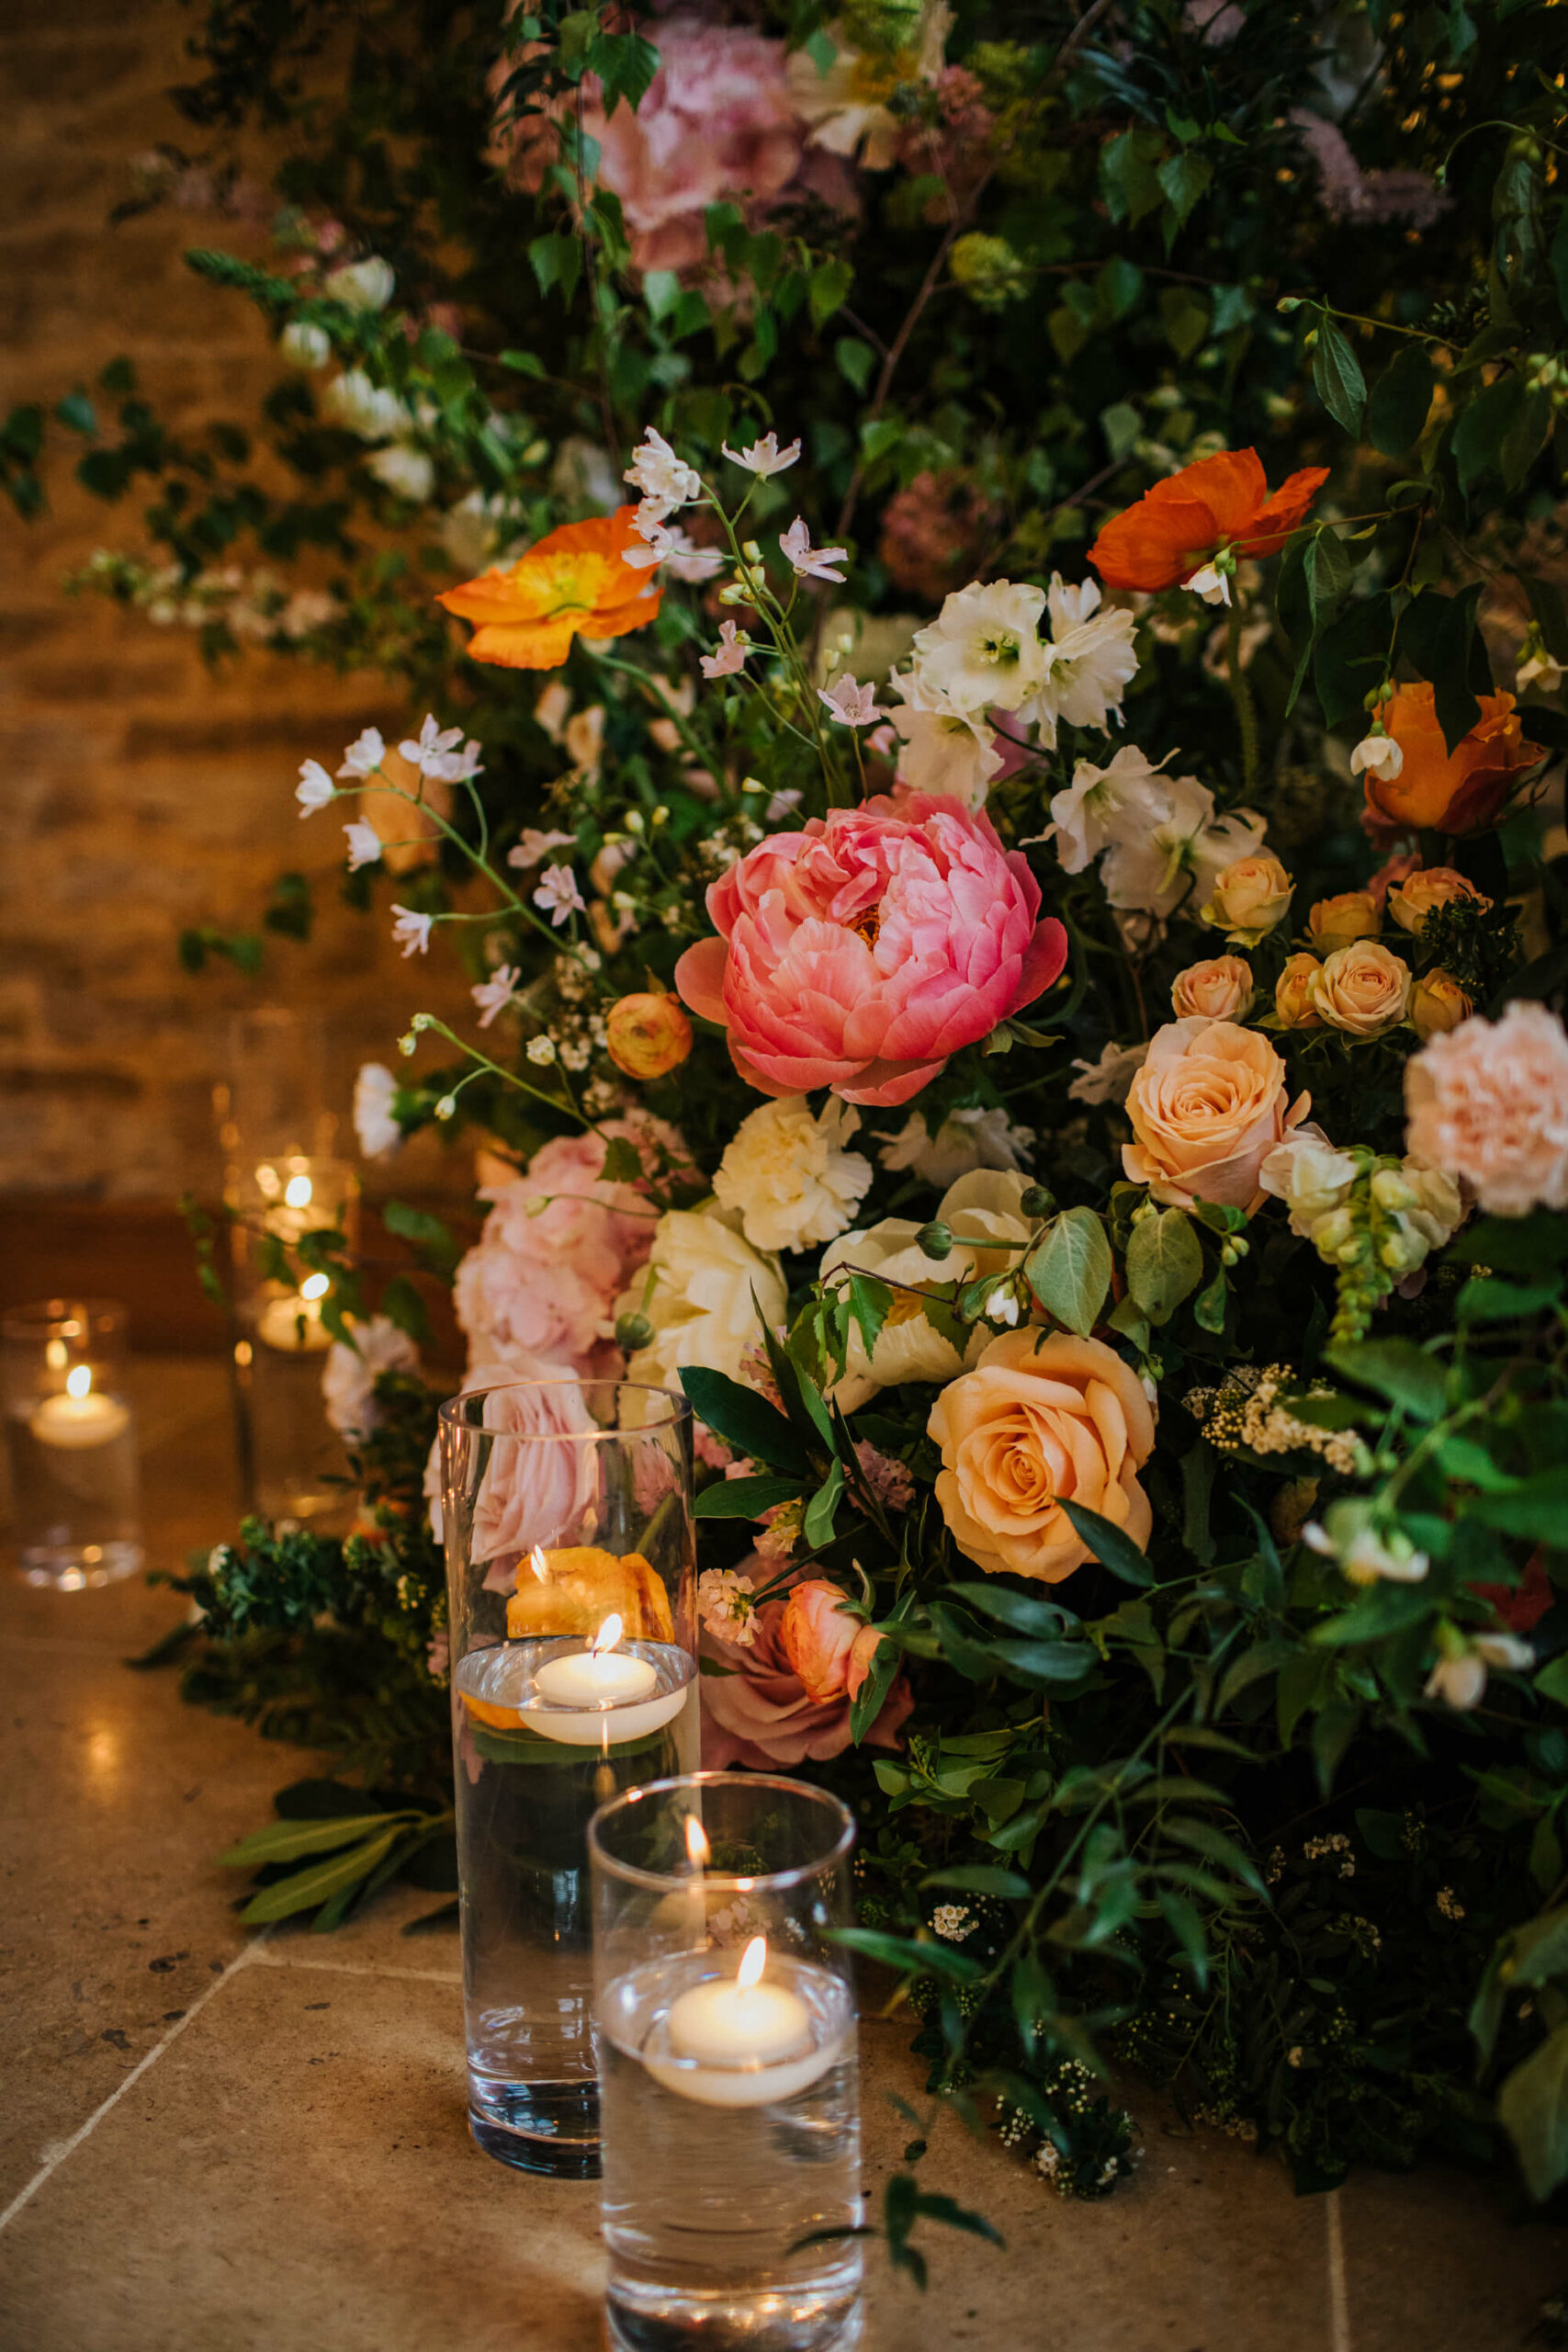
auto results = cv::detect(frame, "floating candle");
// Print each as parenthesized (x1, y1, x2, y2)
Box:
(254, 1272, 333, 1353)
(457, 1619, 694, 1747)
(28, 1366, 130, 1452)
(646, 1939, 841, 2109)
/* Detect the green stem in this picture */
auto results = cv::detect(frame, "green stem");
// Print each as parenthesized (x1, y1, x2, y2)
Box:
(1225, 597, 1259, 794)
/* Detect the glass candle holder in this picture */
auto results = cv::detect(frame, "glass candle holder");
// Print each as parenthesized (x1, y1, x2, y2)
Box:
(589, 1773, 862, 2352)
(439, 1379, 697, 2178)
(226, 1154, 361, 1526)
(1, 1298, 143, 1589)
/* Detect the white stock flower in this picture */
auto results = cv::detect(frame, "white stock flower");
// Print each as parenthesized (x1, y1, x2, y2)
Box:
(472, 966, 523, 1029)
(624, 426, 701, 515)
(696, 1566, 759, 1646)
(1067, 1041, 1148, 1106)
(390, 905, 434, 956)
(713, 1095, 874, 1253)
(818, 673, 887, 728)
(877, 1106, 1036, 1187)
(367, 444, 434, 503)
(1398, 1159, 1462, 1253)
(1022, 574, 1139, 747)
(887, 669, 1002, 808)
(354, 1063, 401, 1158)
(621, 1210, 788, 1389)
(910, 580, 1048, 714)
(534, 864, 586, 926)
(508, 827, 576, 870)
(344, 820, 382, 871)
(399, 715, 464, 777)
(338, 727, 386, 778)
(1258, 1133, 1360, 1236)
(321, 1314, 420, 1441)
(723, 432, 802, 478)
(280, 320, 332, 369)
(296, 758, 334, 816)
(780, 517, 849, 582)
(324, 256, 395, 311)
(321, 370, 409, 441)
(1349, 729, 1404, 784)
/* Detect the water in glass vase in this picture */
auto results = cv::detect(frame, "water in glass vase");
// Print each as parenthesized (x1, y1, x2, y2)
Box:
(598, 1952, 863, 2352)
(6, 1408, 142, 1588)
(454, 1642, 699, 2177)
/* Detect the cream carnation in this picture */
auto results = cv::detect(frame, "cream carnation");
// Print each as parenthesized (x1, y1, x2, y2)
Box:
(713, 1094, 874, 1253)
(1124, 1019, 1308, 1212)
(1309, 942, 1412, 1037)
(1404, 1001, 1568, 1215)
(622, 1209, 788, 1388)
(1171, 956, 1254, 1022)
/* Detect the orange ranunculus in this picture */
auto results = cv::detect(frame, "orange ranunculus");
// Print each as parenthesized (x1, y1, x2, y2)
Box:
(1088, 448, 1330, 594)
(1364, 684, 1545, 838)
(437, 505, 662, 669)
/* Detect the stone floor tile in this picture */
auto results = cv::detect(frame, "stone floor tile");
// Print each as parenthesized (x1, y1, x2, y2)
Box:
(1336, 2160, 1565, 2351)
(0, 1962, 606, 2352)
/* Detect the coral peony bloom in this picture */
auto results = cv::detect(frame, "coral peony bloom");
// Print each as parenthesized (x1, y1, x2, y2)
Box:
(437, 506, 661, 669)
(1405, 1001, 1568, 1215)
(1088, 448, 1329, 594)
(1171, 955, 1254, 1023)
(1364, 684, 1544, 837)
(674, 793, 1067, 1107)
(1124, 1018, 1308, 1211)
(605, 991, 693, 1080)
(928, 1329, 1156, 1584)
(701, 1566, 913, 1768)
(780, 1578, 884, 1703)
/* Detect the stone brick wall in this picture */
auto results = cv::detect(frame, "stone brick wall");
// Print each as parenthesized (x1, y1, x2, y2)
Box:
(1, 0, 474, 1206)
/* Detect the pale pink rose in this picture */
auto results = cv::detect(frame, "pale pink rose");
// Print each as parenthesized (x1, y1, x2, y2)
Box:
(1308, 942, 1412, 1037)
(927, 1329, 1156, 1585)
(1123, 1018, 1309, 1211)
(1388, 866, 1488, 934)
(701, 1566, 914, 1769)
(1410, 970, 1472, 1042)
(1405, 1001, 1568, 1215)
(1306, 891, 1380, 951)
(1274, 952, 1322, 1030)
(1171, 955, 1254, 1023)
(675, 792, 1068, 1107)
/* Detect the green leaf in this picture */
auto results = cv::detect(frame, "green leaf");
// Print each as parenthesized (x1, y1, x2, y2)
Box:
(835, 336, 875, 394)
(678, 1368, 810, 1476)
(1311, 317, 1366, 435)
(1307, 528, 1352, 619)
(1472, 1470, 1568, 1544)
(809, 256, 853, 330)
(380, 1199, 460, 1273)
(1191, 1268, 1228, 1334)
(220, 1811, 408, 1867)
(694, 1475, 805, 1521)
(1325, 1337, 1447, 1423)
(1124, 1209, 1204, 1326)
(945, 1583, 1075, 1639)
(1314, 592, 1393, 729)
(829, 1927, 982, 1981)
(1506, 1906, 1568, 1990)
(1157, 1887, 1210, 1988)
(1057, 1498, 1155, 1587)
(905, 2188, 1004, 2249)
(498, 348, 547, 379)
(1499, 2024, 1568, 2202)
(1163, 1816, 1269, 1900)
(1367, 345, 1434, 456)
(1158, 285, 1210, 359)
(378, 1274, 428, 1345)
(1025, 1207, 1112, 1335)
(1157, 149, 1213, 238)
(1454, 372, 1526, 493)
(922, 1865, 1031, 1899)
(1100, 126, 1166, 228)
(586, 28, 660, 114)
(803, 1459, 845, 1549)
(844, 1273, 889, 1366)
(1450, 1210, 1568, 1276)
(238, 1826, 408, 1923)
(1458, 1275, 1562, 1322)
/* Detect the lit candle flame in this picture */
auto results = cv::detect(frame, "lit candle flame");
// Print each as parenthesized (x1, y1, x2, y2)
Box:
(591, 1613, 624, 1657)
(528, 1545, 549, 1584)
(685, 1816, 710, 1869)
(737, 1936, 767, 1992)
(300, 1272, 330, 1301)
(284, 1174, 313, 1208)
(67, 1364, 92, 1401)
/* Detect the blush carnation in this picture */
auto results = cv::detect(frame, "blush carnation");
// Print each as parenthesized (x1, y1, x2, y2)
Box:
(1404, 1001, 1568, 1216)
(674, 792, 1068, 1107)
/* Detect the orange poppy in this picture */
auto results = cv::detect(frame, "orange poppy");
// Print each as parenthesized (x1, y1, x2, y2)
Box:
(437, 504, 662, 669)
(1088, 448, 1330, 593)
(1364, 683, 1544, 838)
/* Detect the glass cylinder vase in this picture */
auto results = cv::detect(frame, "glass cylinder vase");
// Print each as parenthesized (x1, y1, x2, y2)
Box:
(439, 1378, 697, 2177)
(226, 1153, 361, 1526)
(589, 1772, 863, 2352)
(1, 1298, 142, 1589)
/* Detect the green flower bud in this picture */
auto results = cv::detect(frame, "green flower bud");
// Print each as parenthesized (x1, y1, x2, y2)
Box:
(916, 1222, 953, 1261)
(615, 1312, 653, 1351)
(1020, 1184, 1055, 1218)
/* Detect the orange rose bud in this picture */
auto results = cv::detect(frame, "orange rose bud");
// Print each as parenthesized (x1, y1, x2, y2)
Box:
(437, 505, 662, 670)
(605, 990, 693, 1080)
(1365, 684, 1544, 837)
(1306, 890, 1380, 951)
(1088, 448, 1329, 594)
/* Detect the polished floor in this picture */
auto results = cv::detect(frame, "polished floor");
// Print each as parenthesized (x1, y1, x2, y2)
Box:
(0, 1358, 1562, 2349)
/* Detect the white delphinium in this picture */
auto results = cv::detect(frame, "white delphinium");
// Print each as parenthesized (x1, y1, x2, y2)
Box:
(779, 517, 850, 583)
(722, 432, 802, 477)
(714, 1096, 874, 1252)
(878, 1106, 1036, 1187)
(1047, 745, 1262, 920)
(354, 1064, 401, 1158)
(321, 371, 409, 441)
(1302, 1499, 1428, 1587)
(533, 865, 586, 926)
(909, 579, 1048, 714)
(321, 1314, 421, 1441)
(296, 759, 334, 816)
(1349, 727, 1403, 784)
(623, 426, 701, 515)
(390, 906, 434, 956)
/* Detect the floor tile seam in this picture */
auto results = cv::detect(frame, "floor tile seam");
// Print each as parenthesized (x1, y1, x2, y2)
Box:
(1325, 2188, 1352, 2352)
(249, 1949, 462, 1987)
(0, 1928, 272, 2239)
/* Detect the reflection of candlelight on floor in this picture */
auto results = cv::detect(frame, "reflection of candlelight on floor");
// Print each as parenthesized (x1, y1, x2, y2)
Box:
(29, 1365, 131, 1450)
(255, 1272, 333, 1353)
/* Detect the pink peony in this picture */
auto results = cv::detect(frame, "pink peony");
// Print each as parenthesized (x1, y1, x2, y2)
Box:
(701, 1577, 914, 1770)
(1404, 1001, 1568, 1216)
(675, 793, 1067, 1107)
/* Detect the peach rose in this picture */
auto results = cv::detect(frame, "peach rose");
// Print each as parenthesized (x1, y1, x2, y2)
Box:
(1308, 942, 1413, 1037)
(1275, 953, 1322, 1030)
(1365, 684, 1544, 837)
(1405, 1001, 1568, 1215)
(780, 1578, 884, 1702)
(1123, 1018, 1309, 1211)
(605, 990, 694, 1080)
(1171, 955, 1254, 1022)
(1388, 866, 1488, 934)
(1306, 892, 1379, 951)
(1200, 852, 1292, 945)
(927, 1329, 1156, 1584)
(1410, 970, 1472, 1041)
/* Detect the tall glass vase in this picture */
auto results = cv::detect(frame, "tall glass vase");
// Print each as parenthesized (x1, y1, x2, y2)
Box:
(438, 1378, 697, 2177)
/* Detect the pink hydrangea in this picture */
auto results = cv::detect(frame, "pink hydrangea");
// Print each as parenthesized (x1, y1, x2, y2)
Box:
(675, 792, 1068, 1107)
(1405, 1001, 1568, 1216)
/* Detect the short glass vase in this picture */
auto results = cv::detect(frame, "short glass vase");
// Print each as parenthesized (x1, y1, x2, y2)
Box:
(439, 1378, 697, 2177)
(2, 1298, 142, 1589)
(590, 1771, 863, 2352)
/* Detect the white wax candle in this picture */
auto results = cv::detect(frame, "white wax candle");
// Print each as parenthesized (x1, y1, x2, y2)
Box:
(534, 1648, 658, 1707)
(28, 1382, 130, 1452)
(254, 1290, 332, 1353)
(645, 1951, 843, 2109)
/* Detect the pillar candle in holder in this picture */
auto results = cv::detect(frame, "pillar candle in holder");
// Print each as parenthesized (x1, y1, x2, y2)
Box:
(2, 1299, 142, 1589)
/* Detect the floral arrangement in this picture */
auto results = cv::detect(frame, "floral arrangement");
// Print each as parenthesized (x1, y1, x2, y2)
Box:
(23, 0, 1568, 2259)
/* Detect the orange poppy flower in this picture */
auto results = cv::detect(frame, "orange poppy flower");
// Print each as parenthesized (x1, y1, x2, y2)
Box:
(1364, 683, 1544, 839)
(436, 504, 662, 669)
(1088, 448, 1330, 593)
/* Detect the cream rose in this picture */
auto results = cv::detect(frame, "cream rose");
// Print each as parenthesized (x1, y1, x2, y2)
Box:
(713, 1094, 873, 1253)
(1258, 1132, 1360, 1236)
(1171, 955, 1254, 1023)
(928, 1329, 1156, 1584)
(1410, 970, 1472, 1042)
(1123, 1018, 1309, 1212)
(1306, 891, 1379, 951)
(1308, 942, 1413, 1037)
(1274, 953, 1321, 1030)
(1388, 867, 1488, 934)
(622, 1209, 787, 1389)
(1200, 851, 1292, 945)
(1405, 1001, 1568, 1216)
